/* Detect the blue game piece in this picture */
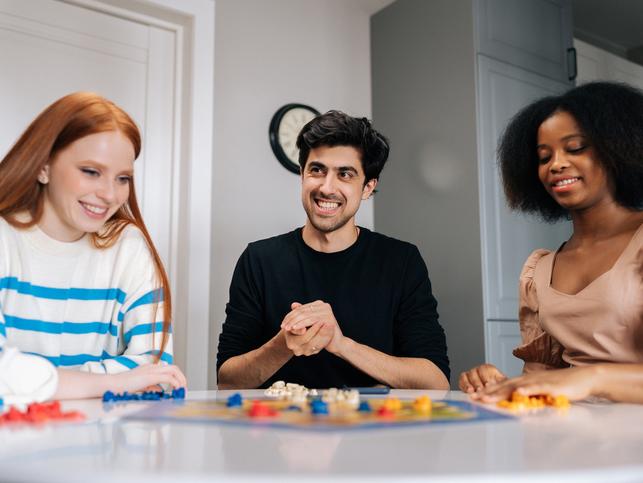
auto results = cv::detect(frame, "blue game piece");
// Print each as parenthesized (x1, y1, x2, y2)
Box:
(285, 405, 302, 412)
(310, 400, 329, 415)
(357, 401, 372, 412)
(103, 388, 186, 403)
(227, 393, 243, 407)
(141, 391, 160, 401)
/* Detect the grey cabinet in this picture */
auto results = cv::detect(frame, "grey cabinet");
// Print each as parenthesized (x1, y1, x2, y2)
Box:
(475, 0, 574, 83)
(372, 0, 574, 383)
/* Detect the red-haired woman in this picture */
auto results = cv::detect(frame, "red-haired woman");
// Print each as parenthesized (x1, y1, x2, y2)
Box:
(0, 92, 186, 401)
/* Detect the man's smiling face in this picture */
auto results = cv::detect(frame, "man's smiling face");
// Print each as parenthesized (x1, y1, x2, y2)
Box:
(301, 145, 376, 234)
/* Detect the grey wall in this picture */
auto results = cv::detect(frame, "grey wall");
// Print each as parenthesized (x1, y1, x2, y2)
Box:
(209, 0, 383, 388)
(372, 0, 484, 386)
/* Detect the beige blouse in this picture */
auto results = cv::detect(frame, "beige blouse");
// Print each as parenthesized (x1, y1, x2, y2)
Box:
(513, 224, 643, 370)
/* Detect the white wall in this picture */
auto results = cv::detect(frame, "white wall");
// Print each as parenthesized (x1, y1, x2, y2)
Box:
(209, 0, 385, 387)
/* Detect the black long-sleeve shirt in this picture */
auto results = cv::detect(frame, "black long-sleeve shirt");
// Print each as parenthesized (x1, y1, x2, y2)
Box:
(217, 227, 450, 388)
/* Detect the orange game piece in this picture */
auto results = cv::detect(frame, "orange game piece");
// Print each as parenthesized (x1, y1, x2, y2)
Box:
(497, 392, 570, 411)
(412, 395, 432, 414)
(382, 397, 402, 412)
(551, 395, 570, 408)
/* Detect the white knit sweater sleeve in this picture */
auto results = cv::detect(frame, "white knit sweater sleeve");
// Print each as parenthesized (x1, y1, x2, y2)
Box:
(0, 344, 59, 404)
(0, 222, 56, 403)
(79, 228, 173, 374)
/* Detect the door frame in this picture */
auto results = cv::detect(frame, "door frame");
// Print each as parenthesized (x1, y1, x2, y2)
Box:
(63, 0, 215, 389)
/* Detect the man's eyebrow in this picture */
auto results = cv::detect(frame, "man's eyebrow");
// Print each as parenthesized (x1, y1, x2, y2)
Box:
(338, 166, 358, 174)
(307, 161, 327, 169)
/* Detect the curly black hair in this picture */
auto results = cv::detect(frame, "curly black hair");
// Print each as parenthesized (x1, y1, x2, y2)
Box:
(296, 110, 390, 183)
(499, 81, 643, 221)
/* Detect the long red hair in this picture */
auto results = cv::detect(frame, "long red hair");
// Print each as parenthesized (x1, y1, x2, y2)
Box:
(0, 92, 171, 359)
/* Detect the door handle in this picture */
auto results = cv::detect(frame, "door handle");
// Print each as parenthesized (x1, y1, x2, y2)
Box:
(567, 47, 577, 81)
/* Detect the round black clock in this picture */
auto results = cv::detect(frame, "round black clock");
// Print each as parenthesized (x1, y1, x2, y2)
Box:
(269, 103, 320, 174)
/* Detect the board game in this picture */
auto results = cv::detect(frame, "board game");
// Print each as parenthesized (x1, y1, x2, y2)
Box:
(124, 393, 513, 431)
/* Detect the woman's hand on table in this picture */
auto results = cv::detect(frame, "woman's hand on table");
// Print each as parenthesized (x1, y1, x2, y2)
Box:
(459, 364, 507, 393)
(110, 364, 187, 393)
(470, 366, 596, 402)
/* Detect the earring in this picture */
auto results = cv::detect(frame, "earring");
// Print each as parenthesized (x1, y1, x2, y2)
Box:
(38, 174, 48, 184)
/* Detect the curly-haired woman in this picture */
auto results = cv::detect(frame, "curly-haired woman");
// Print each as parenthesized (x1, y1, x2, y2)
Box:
(460, 82, 643, 403)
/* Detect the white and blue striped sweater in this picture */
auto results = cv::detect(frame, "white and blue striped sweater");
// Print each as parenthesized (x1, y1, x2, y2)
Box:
(0, 217, 172, 373)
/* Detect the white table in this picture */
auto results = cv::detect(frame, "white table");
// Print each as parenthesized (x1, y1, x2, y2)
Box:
(1, 390, 642, 482)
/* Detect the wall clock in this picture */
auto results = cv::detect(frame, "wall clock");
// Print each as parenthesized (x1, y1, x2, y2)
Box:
(269, 103, 320, 174)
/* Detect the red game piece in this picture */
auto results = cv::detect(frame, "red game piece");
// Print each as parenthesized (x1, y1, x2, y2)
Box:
(376, 406, 396, 418)
(248, 400, 277, 418)
(0, 401, 85, 425)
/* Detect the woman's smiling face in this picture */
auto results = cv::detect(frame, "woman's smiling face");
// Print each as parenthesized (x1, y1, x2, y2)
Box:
(537, 110, 613, 212)
(39, 130, 135, 242)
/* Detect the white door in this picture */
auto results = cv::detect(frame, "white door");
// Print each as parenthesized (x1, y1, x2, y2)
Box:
(477, 55, 571, 321)
(0, 0, 176, 270)
(0, 0, 180, 356)
(477, 56, 571, 375)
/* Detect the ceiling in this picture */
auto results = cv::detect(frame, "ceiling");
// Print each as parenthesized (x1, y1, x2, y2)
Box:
(355, 0, 396, 15)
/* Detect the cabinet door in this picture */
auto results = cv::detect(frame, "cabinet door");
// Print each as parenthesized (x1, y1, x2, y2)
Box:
(475, 0, 574, 83)
(574, 39, 609, 84)
(477, 55, 571, 321)
(606, 52, 643, 90)
(485, 320, 523, 376)
(574, 38, 643, 90)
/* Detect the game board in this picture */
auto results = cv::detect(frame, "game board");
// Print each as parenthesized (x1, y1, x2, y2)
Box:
(124, 395, 513, 431)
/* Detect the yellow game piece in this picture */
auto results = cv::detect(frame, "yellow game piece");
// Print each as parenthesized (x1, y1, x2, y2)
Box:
(497, 391, 571, 411)
(412, 395, 432, 414)
(552, 395, 570, 408)
(382, 397, 402, 412)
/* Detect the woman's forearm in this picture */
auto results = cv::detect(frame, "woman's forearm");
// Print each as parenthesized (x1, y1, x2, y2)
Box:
(590, 364, 643, 403)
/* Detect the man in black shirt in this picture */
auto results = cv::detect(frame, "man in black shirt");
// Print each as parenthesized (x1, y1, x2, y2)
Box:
(217, 111, 449, 389)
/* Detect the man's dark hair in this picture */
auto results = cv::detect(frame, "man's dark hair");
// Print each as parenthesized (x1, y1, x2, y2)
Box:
(499, 81, 643, 221)
(296, 110, 390, 183)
